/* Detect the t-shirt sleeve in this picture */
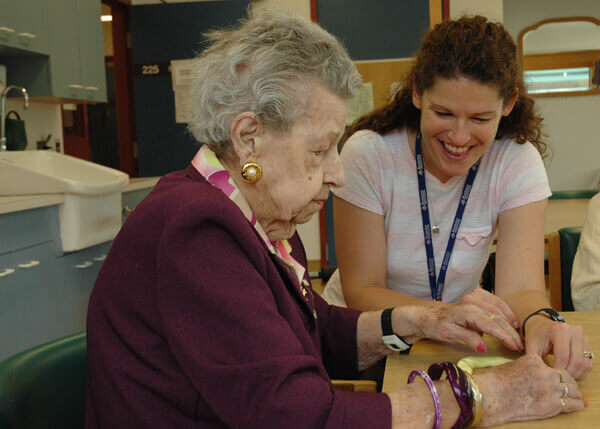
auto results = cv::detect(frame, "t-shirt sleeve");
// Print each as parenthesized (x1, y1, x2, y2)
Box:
(496, 142, 552, 213)
(333, 131, 387, 216)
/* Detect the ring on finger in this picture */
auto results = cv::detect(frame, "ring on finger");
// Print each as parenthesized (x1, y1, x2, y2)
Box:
(583, 351, 594, 359)
(560, 398, 566, 408)
(560, 383, 569, 399)
(558, 370, 567, 383)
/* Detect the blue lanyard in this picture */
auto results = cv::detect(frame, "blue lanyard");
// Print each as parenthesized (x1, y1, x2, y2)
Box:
(415, 132, 480, 301)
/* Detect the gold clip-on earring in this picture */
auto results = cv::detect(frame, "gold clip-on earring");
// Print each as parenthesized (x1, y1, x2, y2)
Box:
(241, 162, 262, 183)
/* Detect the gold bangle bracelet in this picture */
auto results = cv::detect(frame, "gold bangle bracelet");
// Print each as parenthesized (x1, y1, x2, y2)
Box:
(465, 372, 483, 426)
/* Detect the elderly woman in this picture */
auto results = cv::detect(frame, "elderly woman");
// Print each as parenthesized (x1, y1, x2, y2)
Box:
(85, 10, 584, 428)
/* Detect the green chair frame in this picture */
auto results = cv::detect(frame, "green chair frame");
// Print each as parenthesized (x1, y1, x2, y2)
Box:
(549, 190, 597, 200)
(0, 331, 87, 429)
(548, 227, 582, 311)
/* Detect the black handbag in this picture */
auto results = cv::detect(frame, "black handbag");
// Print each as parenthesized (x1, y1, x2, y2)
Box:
(5, 110, 27, 150)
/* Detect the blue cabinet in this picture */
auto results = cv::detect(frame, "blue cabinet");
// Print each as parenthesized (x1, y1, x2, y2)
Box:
(0, 204, 112, 361)
(0, 242, 61, 360)
(1, 0, 107, 102)
(46, 0, 107, 102)
(0, 0, 49, 54)
(0, 186, 158, 360)
(53, 241, 112, 335)
(76, 0, 107, 102)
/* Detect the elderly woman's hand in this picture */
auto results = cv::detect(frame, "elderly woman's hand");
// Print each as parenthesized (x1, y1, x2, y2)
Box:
(460, 287, 520, 329)
(524, 316, 593, 380)
(474, 354, 584, 426)
(408, 302, 524, 352)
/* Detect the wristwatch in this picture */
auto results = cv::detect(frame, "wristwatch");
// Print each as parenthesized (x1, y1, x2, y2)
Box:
(381, 308, 412, 352)
(521, 308, 566, 338)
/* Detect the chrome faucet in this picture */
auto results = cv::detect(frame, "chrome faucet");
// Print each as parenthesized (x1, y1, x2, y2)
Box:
(1, 85, 29, 151)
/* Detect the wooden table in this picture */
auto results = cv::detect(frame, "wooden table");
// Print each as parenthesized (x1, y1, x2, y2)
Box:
(383, 312, 599, 428)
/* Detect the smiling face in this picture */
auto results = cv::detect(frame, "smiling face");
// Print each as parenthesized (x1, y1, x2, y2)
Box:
(412, 76, 517, 183)
(230, 83, 347, 241)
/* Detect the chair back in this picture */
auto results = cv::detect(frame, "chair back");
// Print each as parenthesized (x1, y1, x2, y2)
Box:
(548, 227, 582, 311)
(549, 190, 598, 200)
(0, 332, 87, 429)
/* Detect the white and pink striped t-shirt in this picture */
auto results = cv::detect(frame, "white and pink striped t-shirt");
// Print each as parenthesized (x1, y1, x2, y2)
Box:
(322, 128, 551, 306)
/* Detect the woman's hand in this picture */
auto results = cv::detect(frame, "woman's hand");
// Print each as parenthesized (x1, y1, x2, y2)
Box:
(407, 303, 524, 352)
(524, 316, 593, 380)
(460, 288, 520, 329)
(474, 354, 585, 426)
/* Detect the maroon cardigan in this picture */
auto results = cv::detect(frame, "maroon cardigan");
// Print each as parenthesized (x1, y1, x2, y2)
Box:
(85, 166, 391, 428)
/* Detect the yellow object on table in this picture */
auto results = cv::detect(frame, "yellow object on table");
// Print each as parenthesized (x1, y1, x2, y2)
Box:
(456, 356, 513, 374)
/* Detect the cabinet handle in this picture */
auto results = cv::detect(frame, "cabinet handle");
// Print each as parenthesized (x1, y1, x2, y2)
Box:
(75, 261, 93, 269)
(0, 268, 15, 277)
(18, 260, 40, 268)
(0, 27, 15, 33)
(68, 84, 84, 89)
(17, 32, 36, 39)
(85, 86, 99, 91)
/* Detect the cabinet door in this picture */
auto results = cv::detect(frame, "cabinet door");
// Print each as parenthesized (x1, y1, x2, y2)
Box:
(8, 0, 49, 54)
(47, 0, 83, 99)
(0, 242, 60, 361)
(53, 241, 112, 331)
(0, 0, 17, 47)
(77, 0, 107, 102)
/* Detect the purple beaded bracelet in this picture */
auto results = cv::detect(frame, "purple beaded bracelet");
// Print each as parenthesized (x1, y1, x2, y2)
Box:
(407, 369, 442, 429)
(428, 362, 474, 429)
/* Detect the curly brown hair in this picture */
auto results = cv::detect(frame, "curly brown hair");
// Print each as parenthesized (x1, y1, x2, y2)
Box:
(345, 16, 547, 158)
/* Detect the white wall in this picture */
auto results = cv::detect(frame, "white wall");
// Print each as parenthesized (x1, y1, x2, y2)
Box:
(504, 0, 600, 190)
(503, 0, 600, 42)
(252, 0, 310, 20)
(450, 0, 503, 22)
(4, 101, 63, 152)
(537, 95, 600, 190)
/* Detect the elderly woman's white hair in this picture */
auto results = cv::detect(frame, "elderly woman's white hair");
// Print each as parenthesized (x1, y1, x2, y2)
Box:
(188, 8, 362, 159)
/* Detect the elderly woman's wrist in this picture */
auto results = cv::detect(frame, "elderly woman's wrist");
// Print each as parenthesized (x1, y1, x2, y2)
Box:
(472, 371, 509, 427)
(389, 380, 459, 428)
(391, 306, 427, 343)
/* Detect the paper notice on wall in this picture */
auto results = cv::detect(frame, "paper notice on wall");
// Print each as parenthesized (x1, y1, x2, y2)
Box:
(171, 59, 195, 87)
(346, 82, 374, 125)
(173, 86, 193, 124)
(171, 59, 196, 123)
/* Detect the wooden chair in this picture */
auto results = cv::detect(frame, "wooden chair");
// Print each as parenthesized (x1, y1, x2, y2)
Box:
(547, 227, 582, 311)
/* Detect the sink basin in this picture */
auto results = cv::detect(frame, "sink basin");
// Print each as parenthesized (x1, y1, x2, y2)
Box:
(0, 151, 130, 251)
(0, 150, 128, 196)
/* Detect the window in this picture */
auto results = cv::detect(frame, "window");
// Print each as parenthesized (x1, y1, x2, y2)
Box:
(524, 67, 592, 94)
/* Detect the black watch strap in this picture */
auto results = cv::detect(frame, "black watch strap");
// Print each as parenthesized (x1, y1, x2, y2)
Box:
(522, 308, 566, 338)
(381, 308, 411, 352)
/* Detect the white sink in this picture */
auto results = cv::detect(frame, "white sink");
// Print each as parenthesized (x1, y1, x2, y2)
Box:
(0, 151, 129, 251)
(0, 150, 128, 196)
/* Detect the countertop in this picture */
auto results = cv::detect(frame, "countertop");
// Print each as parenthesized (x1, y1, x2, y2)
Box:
(122, 177, 160, 193)
(0, 177, 159, 215)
